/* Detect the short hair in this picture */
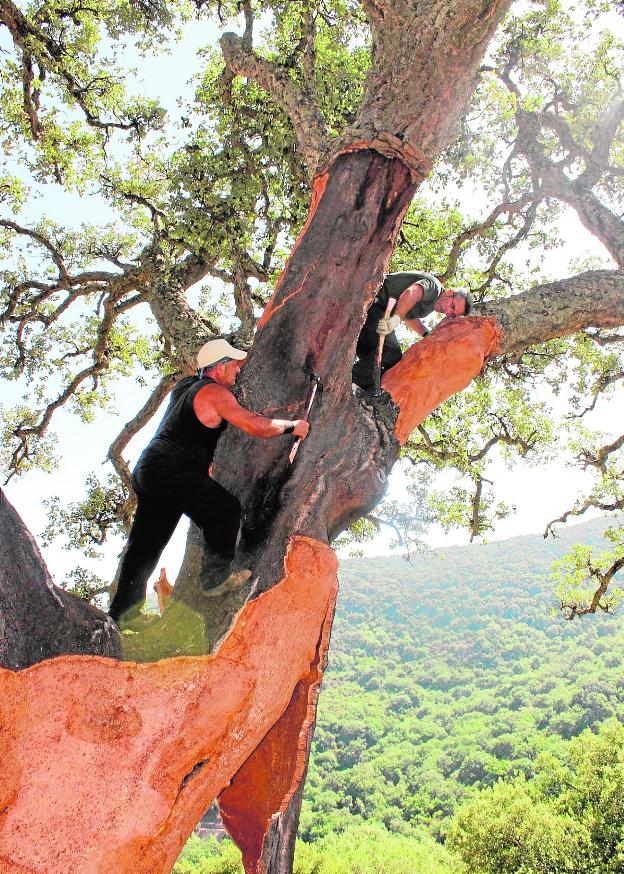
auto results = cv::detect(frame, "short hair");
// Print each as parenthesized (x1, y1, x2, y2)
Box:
(459, 291, 474, 316)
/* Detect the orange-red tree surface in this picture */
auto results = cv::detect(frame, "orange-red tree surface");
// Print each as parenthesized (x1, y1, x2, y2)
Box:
(0, 319, 502, 874)
(0, 537, 338, 874)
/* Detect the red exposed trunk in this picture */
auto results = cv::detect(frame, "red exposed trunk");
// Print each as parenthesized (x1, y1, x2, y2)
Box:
(0, 144, 505, 873)
(384, 317, 502, 443)
(0, 537, 338, 873)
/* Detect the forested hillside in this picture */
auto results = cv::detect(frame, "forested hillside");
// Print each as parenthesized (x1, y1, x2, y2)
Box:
(175, 515, 624, 872)
(302, 516, 624, 839)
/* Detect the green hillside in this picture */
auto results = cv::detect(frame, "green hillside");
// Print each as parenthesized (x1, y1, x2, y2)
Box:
(176, 516, 624, 872)
(303, 516, 624, 839)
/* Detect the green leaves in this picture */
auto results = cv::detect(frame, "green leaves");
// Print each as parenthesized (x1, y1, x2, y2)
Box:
(448, 777, 592, 873)
(41, 471, 129, 557)
(449, 719, 624, 873)
(552, 527, 624, 618)
(294, 518, 624, 861)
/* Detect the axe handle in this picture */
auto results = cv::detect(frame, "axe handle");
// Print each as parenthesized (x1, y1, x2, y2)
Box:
(373, 296, 397, 393)
(288, 379, 319, 464)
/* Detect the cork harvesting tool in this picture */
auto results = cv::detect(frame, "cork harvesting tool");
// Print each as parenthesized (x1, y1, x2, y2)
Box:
(288, 371, 321, 464)
(372, 296, 397, 395)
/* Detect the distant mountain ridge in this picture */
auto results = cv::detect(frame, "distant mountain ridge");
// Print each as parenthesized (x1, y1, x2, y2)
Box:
(339, 514, 620, 599)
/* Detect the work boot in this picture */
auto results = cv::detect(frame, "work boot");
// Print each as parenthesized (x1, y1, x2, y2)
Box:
(111, 604, 155, 633)
(352, 383, 379, 398)
(204, 568, 252, 598)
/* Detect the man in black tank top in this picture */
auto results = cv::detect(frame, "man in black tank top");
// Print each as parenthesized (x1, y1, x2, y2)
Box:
(352, 271, 473, 392)
(108, 339, 310, 627)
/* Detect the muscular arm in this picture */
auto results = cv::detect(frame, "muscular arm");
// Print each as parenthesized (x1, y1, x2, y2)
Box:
(193, 385, 306, 438)
(395, 283, 427, 335)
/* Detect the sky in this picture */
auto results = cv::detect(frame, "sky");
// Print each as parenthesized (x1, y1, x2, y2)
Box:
(1, 6, 622, 593)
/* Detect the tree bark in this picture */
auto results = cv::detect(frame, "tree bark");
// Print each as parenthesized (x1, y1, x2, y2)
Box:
(5, 1, 624, 870)
(0, 489, 121, 670)
(480, 269, 624, 354)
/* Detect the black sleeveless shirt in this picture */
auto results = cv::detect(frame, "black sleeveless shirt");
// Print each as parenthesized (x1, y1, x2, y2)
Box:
(137, 376, 227, 473)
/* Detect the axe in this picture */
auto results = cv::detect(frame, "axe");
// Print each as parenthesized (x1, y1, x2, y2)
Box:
(372, 296, 397, 394)
(288, 371, 321, 464)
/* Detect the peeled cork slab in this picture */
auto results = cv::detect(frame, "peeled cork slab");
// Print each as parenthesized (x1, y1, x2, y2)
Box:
(382, 316, 502, 444)
(0, 536, 339, 874)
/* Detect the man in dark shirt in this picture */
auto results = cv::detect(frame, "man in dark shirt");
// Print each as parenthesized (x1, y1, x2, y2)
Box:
(352, 271, 473, 392)
(108, 339, 309, 627)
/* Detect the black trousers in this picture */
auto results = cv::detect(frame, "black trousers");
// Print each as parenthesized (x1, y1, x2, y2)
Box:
(352, 328, 403, 391)
(108, 456, 241, 619)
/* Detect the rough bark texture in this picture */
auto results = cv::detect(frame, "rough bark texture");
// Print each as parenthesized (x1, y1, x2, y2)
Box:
(220, 32, 331, 176)
(481, 269, 624, 354)
(0, 489, 121, 669)
(218, 151, 412, 579)
(152, 151, 414, 660)
(344, 0, 514, 173)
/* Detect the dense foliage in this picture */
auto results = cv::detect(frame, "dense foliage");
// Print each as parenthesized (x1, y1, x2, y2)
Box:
(304, 516, 624, 840)
(1, 1, 622, 606)
(448, 719, 624, 873)
(174, 515, 624, 872)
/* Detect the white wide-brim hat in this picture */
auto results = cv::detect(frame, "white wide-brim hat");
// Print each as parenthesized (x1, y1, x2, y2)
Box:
(196, 339, 247, 369)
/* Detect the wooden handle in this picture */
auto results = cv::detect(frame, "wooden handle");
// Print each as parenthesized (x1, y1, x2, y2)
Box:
(373, 296, 397, 391)
(288, 379, 319, 464)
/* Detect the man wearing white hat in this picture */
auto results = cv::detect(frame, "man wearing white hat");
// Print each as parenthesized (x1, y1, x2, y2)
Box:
(108, 338, 309, 627)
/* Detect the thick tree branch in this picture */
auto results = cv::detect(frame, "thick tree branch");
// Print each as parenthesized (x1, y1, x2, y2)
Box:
(545, 495, 624, 538)
(0, 488, 120, 669)
(107, 371, 180, 524)
(577, 433, 624, 475)
(347, 0, 513, 175)
(0, 219, 69, 280)
(219, 32, 331, 176)
(578, 97, 624, 189)
(513, 105, 624, 266)
(482, 270, 624, 354)
(439, 195, 534, 283)
(0, 0, 157, 137)
(559, 555, 624, 620)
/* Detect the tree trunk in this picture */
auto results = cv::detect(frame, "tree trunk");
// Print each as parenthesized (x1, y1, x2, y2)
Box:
(3, 141, 620, 873)
(0, 489, 121, 669)
(0, 140, 504, 873)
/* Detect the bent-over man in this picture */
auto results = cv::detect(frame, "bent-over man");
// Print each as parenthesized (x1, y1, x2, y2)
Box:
(108, 338, 309, 627)
(352, 271, 473, 392)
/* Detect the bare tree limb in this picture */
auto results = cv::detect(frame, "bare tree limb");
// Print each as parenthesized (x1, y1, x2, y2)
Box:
(559, 555, 624, 619)
(0, 0, 159, 137)
(567, 370, 624, 419)
(545, 495, 624, 538)
(107, 371, 180, 526)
